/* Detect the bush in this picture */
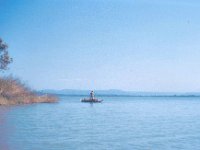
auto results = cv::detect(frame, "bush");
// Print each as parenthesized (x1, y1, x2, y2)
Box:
(0, 77, 57, 105)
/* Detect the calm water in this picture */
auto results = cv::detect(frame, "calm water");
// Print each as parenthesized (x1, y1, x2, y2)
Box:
(1, 96, 200, 150)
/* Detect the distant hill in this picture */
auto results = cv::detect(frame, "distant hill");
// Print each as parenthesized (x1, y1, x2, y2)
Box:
(39, 89, 200, 97)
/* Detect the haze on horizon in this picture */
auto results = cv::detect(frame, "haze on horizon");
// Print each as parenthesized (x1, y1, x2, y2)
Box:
(1, 0, 200, 92)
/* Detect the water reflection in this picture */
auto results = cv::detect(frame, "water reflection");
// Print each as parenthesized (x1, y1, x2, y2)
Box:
(0, 106, 10, 150)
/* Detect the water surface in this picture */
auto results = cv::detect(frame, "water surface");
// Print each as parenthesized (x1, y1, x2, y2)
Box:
(1, 96, 200, 150)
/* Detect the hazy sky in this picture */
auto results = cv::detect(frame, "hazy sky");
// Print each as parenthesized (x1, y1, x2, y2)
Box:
(1, 0, 200, 92)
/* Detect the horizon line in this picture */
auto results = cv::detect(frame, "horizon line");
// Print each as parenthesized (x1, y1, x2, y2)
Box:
(38, 89, 200, 94)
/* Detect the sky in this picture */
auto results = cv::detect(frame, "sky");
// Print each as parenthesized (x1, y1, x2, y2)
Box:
(1, 0, 200, 92)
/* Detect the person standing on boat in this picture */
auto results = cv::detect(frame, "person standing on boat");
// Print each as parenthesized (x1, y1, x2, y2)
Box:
(90, 90, 95, 100)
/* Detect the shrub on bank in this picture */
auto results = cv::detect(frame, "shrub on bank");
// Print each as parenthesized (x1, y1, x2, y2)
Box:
(0, 77, 57, 105)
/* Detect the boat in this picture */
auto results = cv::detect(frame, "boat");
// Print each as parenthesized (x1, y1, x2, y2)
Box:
(81, 91, 103, 103)
(81, 98, 103, 103)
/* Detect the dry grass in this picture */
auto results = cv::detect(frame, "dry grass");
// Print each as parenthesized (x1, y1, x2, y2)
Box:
(0, 77, 58, 105)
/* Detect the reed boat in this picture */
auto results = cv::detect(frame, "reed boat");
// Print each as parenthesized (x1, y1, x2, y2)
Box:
(81, 90, 103, 103)
(81, 98, 103, 103)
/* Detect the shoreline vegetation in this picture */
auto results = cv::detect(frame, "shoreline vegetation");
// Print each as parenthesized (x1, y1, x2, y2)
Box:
(0, 38, 57, 106)
(0, 77, 57, 105)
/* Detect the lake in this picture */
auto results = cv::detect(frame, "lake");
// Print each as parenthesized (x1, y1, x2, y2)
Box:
(1, 96, 200, 150)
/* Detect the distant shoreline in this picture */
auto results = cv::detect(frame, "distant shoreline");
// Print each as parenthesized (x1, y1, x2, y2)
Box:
(39, 89, 200, 98)
(39, 93, 200, 98)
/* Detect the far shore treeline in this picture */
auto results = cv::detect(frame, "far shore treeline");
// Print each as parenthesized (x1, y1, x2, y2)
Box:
(0, 38, 57, 105)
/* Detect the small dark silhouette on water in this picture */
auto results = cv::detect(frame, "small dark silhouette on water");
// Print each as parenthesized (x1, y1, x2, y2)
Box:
(81, 90, 103, 103)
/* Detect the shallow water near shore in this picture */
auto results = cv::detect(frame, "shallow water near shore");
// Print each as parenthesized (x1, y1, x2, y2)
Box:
(1, 96, 200, 150)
